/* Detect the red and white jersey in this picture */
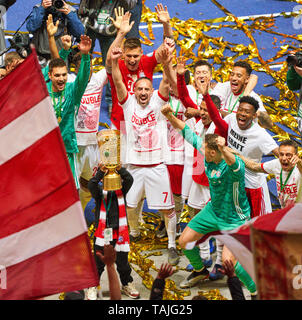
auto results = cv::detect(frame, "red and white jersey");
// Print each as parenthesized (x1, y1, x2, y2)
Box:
(165, 95, 186, 165)
(262, 159, 302, 208)
(121, 90, 169, 165)
(224, 113, 278, 188)
(75, 69, 107, 145)
(109, 52, 158, 129)
(211, 81, 266, 114)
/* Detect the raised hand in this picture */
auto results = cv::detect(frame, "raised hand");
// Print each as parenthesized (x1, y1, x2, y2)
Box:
(157, 46, 172, 66)
(78, 35, 92, 55)
(110, 6, 125, 30)
(61, 35, 72, 50)
(196, 75, 211, 96)
(176, 56, 187, 75)
(161, 104, 174, 117)
(111, 46, 123, 61)
(216, 136, 226, 151)
(155, 3, 170, 24)
(46, 14, 59, 37)
(115, 11, 134, 35)
(96, 244, 116, 266)
(156, 263, 174, 280)
(164, 37, 175, 55)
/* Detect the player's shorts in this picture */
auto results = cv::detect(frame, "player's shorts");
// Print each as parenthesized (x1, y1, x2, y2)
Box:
(245, 187, 266, 218)
(188, 202, 247, 235)
(187, 181, 210, 210)
(76, 145, 100, 181)
(181, 160, 193, 200)
(126, 163, 174, 210)
(167, 164, 184, 195)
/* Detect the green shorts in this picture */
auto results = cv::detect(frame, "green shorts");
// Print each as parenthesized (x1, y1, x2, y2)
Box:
(188, 202, 247, 235)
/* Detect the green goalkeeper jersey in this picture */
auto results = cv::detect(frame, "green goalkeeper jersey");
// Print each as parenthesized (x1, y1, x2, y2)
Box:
(181, 124, 250, 224)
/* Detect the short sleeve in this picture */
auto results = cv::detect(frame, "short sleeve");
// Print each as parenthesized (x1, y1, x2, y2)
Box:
(262, 159, 280, 175)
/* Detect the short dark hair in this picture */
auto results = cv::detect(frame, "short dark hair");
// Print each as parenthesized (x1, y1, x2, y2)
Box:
(209, 94, 221, 110)
(49, 58, 67, 73)
(134, 76, 153, 87)
(279, 140, 298, 153)
(123, 37, 142, 50)
(234, 60, 252, 76)
(72, 52, 93, 67)
(239, 96, 259, 112)
(193, 60, 212, 74)
(205, 133, 219, 152)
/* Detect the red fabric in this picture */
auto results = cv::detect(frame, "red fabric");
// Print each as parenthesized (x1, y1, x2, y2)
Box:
(0, 49, 99, 300)
(0, 234, 97, 300)
(203, 93, 228, 140)
(176, 73, 198, 110)
(94, 189, 130, 251)
(109, 53, 158, 130)
(245, 187, 264, 218)
(167, 164, 184, 194)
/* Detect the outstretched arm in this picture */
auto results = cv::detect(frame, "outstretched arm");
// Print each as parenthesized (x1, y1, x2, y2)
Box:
(176, 56, 198, 110)
(155, 3, 173, 39)
(106, 10, 134, 73)
(46, 14, 60, 59)
(111, 47, 128, 103)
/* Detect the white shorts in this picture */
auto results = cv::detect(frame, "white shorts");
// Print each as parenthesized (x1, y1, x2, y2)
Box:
(126, 163, 174, 210)
(187, 181, 210, 210)
(181, 160, 193, 200)
(76, 145, 100, 181)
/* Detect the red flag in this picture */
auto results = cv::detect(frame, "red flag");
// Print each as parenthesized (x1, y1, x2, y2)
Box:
(196, 203, 302, 284)
(0, 49, 99, 300)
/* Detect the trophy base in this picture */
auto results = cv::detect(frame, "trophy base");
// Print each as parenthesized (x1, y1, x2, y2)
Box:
(103, 172, 122, 191)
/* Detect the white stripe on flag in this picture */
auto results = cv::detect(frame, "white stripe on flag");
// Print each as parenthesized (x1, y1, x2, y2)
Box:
(276, 203, 302, 233)
(0, 201, 86, 268)
(215, 233, 256, 280)
(0, 97, 57, 165)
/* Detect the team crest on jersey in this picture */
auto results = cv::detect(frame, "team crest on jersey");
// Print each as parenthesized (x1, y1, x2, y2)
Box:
(118, 235, 124, 243)
(211, 170, 217, 177)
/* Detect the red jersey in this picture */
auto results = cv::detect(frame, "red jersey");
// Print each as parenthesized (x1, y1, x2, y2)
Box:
(108, 51, 158, 130)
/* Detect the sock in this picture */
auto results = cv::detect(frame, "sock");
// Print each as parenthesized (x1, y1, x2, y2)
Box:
(198, 240, 211, 260)
(187, 205, 196, 219)
(215, 239, 223, 266)
(126, 207, 140, 237)
(173, 194, 184, 222)
(136, 198, 145, 224)
(164, 211, 176, 249)
(234, 261, 257, 294)
(183, 246, 204, 271)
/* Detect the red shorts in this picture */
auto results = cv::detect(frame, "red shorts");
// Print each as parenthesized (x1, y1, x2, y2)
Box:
(245, 187, 265, 218)
(167, 164, 184, 195)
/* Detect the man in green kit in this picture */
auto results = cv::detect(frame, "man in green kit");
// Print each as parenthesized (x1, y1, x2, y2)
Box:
(161, 104, 257, 297)
(42, 29, 92, 190)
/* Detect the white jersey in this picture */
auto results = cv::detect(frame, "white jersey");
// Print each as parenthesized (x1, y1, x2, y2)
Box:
(165, 95, 186, 165)
(262, 159, 302, 208)
(121, 91, 169, 165)
(75, 69, 107, 146)
(211, 81, 266, 114)
(225, 113, 278, 188)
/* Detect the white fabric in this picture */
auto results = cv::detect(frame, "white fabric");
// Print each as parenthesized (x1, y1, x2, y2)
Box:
(76, 144, 100, 180)
(126, 164, 174, 210)
(188, 183, 210, 210)
(75, 69, 107, 146)
(263, 159, 302, 208)
(225, 113, 278, 188)
(165, 95, 186, 165)
(121, 91, 169, 165)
